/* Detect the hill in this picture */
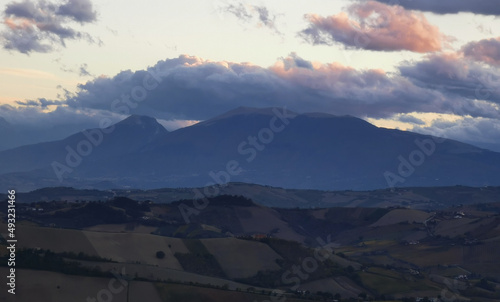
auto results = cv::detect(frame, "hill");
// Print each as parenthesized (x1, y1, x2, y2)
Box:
(2, 194, 500, 300)
(4, 183, 500, 210)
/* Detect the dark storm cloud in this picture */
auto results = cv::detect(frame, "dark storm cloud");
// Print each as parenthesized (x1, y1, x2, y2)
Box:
(1, 0, 98, 54)
(369, 0, 500, 16)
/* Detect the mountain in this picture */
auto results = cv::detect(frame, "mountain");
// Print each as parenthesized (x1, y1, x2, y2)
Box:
(0, 116, 110, 152)
(0, 108, 499, 191)
(0, 117, 11, 150)
(0, 115, 168, 175)
(0, 116, 9, 128)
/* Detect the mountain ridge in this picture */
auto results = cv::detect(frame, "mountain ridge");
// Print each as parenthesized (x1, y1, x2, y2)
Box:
(0, 114, 168, 175)
(0, 107, 499, 191)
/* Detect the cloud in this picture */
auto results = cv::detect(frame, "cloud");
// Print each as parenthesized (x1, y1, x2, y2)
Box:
(412, 116, 500, 152)
(55, 54, 481, 121)
(15, 98, 64, 109)
(223, 3, 252, 21)
(0, 102, 119, 128)
(79, 63, 92, 77)
(300, 1, 446, 53)
(280, 52, 313, 70)
(1, 0, 98, 54)
(57, 0, 97, 23)
(220, 2, 281, 34)
(65, 55, 295, 120)
(58, 62, 93, 77)
(397, 114, 426, 125)
(462, 38, 500, 66)
(399, 53, 500, 118)
(0, 67, 57, 79)
(369, 0, 500, 16)
(254, 6, 278, 31)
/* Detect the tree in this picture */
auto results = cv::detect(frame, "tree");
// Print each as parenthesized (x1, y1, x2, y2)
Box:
(477, 278, 495, 291)
(156, 250, 165, 259)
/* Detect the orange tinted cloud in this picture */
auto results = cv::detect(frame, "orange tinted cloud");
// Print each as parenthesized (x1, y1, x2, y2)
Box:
(301, 1, 446, 53)
(0, 68, 57, 79)
(4, 17, 35, 30)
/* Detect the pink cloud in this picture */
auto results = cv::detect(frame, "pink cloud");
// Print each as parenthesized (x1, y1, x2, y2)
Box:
(301, 1, 446, 53)
(462, 37, 500, 66)
(271, 57, 386, 93)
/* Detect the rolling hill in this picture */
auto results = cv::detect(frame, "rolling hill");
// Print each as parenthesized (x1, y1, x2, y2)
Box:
(2, 193, 500, 301)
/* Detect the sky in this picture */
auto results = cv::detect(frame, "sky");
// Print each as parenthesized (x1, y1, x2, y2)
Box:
(1, 0, 500, 151)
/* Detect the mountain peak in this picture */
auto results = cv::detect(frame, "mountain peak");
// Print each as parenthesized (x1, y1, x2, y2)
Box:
(112, 115, 169, 138)
(207, 107, 366, 122)
(200, 107, 374, 130)
(202, 107, 298, 124)
(222, 106, 293, 117)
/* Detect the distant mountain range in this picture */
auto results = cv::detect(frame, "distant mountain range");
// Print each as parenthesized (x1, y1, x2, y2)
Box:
(1, 107, 499, 192)
(0, 116, 96, 152)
